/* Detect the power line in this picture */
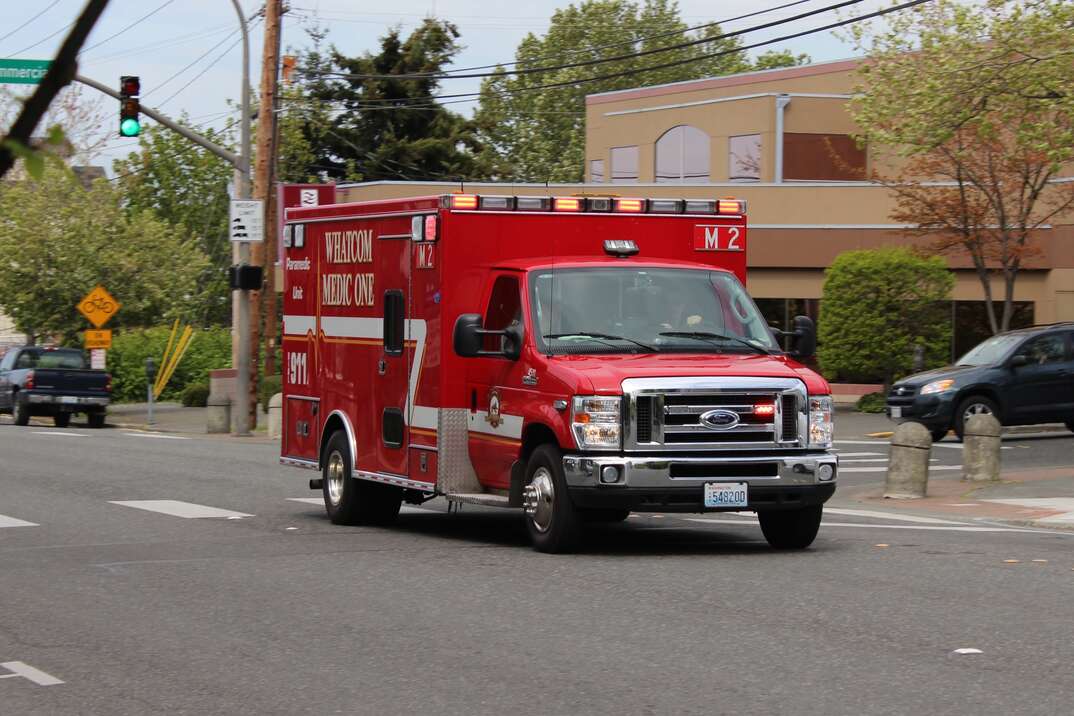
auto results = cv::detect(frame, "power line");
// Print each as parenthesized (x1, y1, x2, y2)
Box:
(83, 24, 233, 64)
(156, 17, 263, 110)
(0, 1, 62, 48)
(306, 0, 866, 83)
(144, 29, 242, 97)
(10, 21, 74, 57)
(79, 0, 178, 55)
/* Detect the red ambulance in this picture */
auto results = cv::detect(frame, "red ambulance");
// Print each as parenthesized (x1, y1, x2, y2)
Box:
(281, 193, 837, 553)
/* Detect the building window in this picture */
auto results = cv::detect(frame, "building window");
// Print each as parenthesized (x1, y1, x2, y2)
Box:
(782, 133, 866, 181)
(729, 134, 761, 182)
(654, 125, 710, 183)
(590, 159, 604, 183)
(953, 301, 1033, 359)
(610, 146, 639, 184)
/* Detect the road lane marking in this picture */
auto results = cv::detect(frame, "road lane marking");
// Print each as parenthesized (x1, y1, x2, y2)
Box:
(287, 497, 323, 505)
(832, 452, 885, 457)
(30, 431, 87, 437)
(684, 519, 1046, 533)
(822, 508, 967, 525)
(840, 465, 962, 473)
(0, 514, 38, 528)
(109, 500, 254, 519)
(122, 432, 191, 440)
(0, 661, 63, 686)
(834, 440, 888, 445)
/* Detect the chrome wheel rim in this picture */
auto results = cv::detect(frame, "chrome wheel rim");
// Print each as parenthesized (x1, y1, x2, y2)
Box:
(524, 467, 555, 533)
(962, 403, 993, 423)
(326, 450, 345, 506)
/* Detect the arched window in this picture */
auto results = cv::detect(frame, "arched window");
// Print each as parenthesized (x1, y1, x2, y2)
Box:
(655, 125, 710, 183)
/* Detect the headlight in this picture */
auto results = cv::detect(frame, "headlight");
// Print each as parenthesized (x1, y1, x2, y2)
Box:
(920, 379, 955, 395)
(808, 396, 833, 448)
(571, 396, 621, 450)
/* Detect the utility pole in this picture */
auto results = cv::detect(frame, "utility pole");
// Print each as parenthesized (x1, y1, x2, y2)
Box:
(250, 0, 284, 429)
(229, 0, 254, 436)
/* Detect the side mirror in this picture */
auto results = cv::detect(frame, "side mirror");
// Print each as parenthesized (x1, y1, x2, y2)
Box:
(452, 314, 524, 361)
(1009, 354, 1028, 369)
(788, 315, 816, 360)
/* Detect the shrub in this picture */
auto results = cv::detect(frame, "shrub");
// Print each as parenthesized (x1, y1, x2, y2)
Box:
(855, 392, 887, 414)
(180, 382, 210, 407)
(108, 326, 232, 403)
(260, 374, 281, 413)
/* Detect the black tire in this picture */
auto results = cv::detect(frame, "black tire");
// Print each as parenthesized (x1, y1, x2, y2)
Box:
(954, 395, 999, 440)
(758, 505, 823, 550)
(321, 430, 401, 526)
(580, 508, 631, 523)
(930, 427, 948, 443)
(13, 398, 29, 426)
(523, 444, 581, 553)
(53, 413, 71, 428)
(1066, 420, 1074, 434)
(87, 411, 106, 429)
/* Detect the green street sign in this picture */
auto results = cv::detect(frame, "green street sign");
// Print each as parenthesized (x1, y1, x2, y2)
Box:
(0, 59, 51, 85)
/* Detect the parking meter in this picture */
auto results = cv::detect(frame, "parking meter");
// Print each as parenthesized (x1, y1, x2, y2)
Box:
(146, 358, 157, 425)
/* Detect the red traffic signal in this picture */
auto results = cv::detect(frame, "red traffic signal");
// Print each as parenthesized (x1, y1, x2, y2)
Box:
(120, 75, 140, 97)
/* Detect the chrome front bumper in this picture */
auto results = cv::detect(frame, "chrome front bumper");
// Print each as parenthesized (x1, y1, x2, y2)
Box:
(562, 453, 838, 489)
(27, 394, 109, 407)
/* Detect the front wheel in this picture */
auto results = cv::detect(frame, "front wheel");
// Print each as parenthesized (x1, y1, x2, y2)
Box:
(954, 395, 999, 440)
(13, 399, 29, 426)
(87, 411, 105, 429)
(54, 413, 70, 428)
(523, 444, 581, 553)
(758, 505, 823, 550)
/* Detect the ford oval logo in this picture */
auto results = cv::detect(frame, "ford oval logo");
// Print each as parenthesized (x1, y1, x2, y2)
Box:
(699, 409, 740, 430)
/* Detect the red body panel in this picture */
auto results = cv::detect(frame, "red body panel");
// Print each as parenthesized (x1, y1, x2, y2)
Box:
(281, 195, 826, 490)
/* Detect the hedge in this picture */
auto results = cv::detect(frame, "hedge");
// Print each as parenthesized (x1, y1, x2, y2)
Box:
(107, 326, 232, 403)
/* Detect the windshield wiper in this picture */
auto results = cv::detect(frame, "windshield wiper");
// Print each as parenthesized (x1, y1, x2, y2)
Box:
(544, 332, 655, 352)
(658, 331, 771, 355)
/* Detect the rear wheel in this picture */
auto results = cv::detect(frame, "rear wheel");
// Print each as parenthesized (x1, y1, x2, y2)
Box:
(53, 413, 70, 428)
(321, 430, 401, 526)
(13, 398, 29, 426)
(580, 508, 631, 523)
(758, 505, 823, 550)
(523, 444, 581, 553)
(954, 395, 999, 440)
(87, 411, 105, 429)
(1066, 420, 1074, 434)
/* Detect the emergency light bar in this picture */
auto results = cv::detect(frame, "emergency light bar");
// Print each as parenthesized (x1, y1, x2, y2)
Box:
(441, 194, 745, 215)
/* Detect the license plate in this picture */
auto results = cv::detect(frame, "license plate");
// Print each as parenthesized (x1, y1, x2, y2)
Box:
(890, 406, 902, 418)
(60, 397, 79, 405)
(704, 482, 748, 508)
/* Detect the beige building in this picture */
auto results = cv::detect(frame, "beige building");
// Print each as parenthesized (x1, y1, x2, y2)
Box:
(336, 58, 1074, 359)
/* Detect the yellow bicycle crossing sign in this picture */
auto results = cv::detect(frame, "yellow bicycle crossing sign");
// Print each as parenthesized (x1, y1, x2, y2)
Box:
(78, 285, 120, 328)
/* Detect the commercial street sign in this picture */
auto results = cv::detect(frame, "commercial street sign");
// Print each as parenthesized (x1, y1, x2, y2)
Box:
(83, 329, 112, 350)
(0, 59, 51, 85)
(230, 200, 264, 242)
(78, 285, 120, 328)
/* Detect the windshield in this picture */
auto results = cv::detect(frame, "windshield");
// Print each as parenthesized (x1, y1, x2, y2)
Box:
(956, 334, 1023, 367)
(529, 267, 778, 355)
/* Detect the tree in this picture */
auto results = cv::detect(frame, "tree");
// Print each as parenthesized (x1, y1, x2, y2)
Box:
(112, 119, 235, 325)
(818, 248, 954, 391)
(848, 0, 1074, 333)
(283, 19, 489, 182)
(474, 0, 809, 182)
(0, 84, 111, 168)
(0, 165, 209, 345)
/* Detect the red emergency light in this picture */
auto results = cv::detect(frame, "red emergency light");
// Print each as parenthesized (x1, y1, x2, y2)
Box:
(718, 199, 745, 215)
(754, 403, 776, 417)
(553, 197, 582, 212)
(450, 194, 478, 210)
(614, 198, 645, 213)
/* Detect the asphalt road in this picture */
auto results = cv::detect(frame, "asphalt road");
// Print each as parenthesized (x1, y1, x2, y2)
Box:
(2, 423, 1073, 715)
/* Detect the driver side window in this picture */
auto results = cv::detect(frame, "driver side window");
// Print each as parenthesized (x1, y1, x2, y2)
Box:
(1018, 334, 1065, 365)
(14, 351, 36, 369)
(483, 276, 521, 353)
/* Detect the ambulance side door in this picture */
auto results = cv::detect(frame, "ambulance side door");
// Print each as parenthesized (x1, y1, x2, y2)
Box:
(373, 235, 410, 477)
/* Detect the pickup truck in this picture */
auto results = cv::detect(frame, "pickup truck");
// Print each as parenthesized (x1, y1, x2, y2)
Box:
(0, 346, 111, 428)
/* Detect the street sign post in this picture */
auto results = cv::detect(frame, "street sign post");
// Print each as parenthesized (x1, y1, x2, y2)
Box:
(77, 285, 120, 328)
(84, 329, 112, 349)
(230, 200, 264, 243)
(0, 59, 51, 85)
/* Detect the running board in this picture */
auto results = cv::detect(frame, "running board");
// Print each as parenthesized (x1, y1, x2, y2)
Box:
(445, 493, 512, 508)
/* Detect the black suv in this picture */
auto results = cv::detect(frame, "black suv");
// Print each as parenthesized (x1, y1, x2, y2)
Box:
(887, 323, 1074, 441)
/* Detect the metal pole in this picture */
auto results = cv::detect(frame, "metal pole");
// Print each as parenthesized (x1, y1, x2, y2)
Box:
(230, 0, 253, 436)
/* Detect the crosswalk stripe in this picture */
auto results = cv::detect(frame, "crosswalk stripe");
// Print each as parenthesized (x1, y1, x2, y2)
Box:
(833, 452, 885, 457)
(30, 431, 87, 437)
(123, 432, 191, 440)
(822, 508, 967, 525)
(0, 514, 38, 528)
(685, 518, 1044, 533)
(287, 497, 323, 505)
(109, 500, 253, 519)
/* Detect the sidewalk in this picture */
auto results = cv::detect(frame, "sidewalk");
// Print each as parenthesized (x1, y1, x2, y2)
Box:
(106, 402, 273, 441)
(833, 467, 1074, 530)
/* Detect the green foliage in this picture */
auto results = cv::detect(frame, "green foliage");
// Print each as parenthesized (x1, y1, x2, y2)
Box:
(474, 0, 809, 181)
(855, 392, 887, 414)
(112, 118, 235, 325)
(107, 326, 231, 403)
(284, 20, 489, 182)
(260, 374, 281, 413)
(818, 248, 954, 388)
(180, 382, 210, 407)
(0, 165, 209, 345)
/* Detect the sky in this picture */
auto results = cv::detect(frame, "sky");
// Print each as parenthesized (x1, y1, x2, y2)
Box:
(0, 0, 896, 173)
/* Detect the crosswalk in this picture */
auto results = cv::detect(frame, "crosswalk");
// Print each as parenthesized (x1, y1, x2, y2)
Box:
(833, 440, 964, 474)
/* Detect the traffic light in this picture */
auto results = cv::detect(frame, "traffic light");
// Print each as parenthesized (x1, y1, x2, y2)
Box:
(119, 75, 140, 137)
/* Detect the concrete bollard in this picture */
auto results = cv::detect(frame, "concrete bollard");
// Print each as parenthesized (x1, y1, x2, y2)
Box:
(884, 421, 932, 499)
(267, 392, 283, 439)
(962, 413, 1001, 482)
(206, 395, 231, 434)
